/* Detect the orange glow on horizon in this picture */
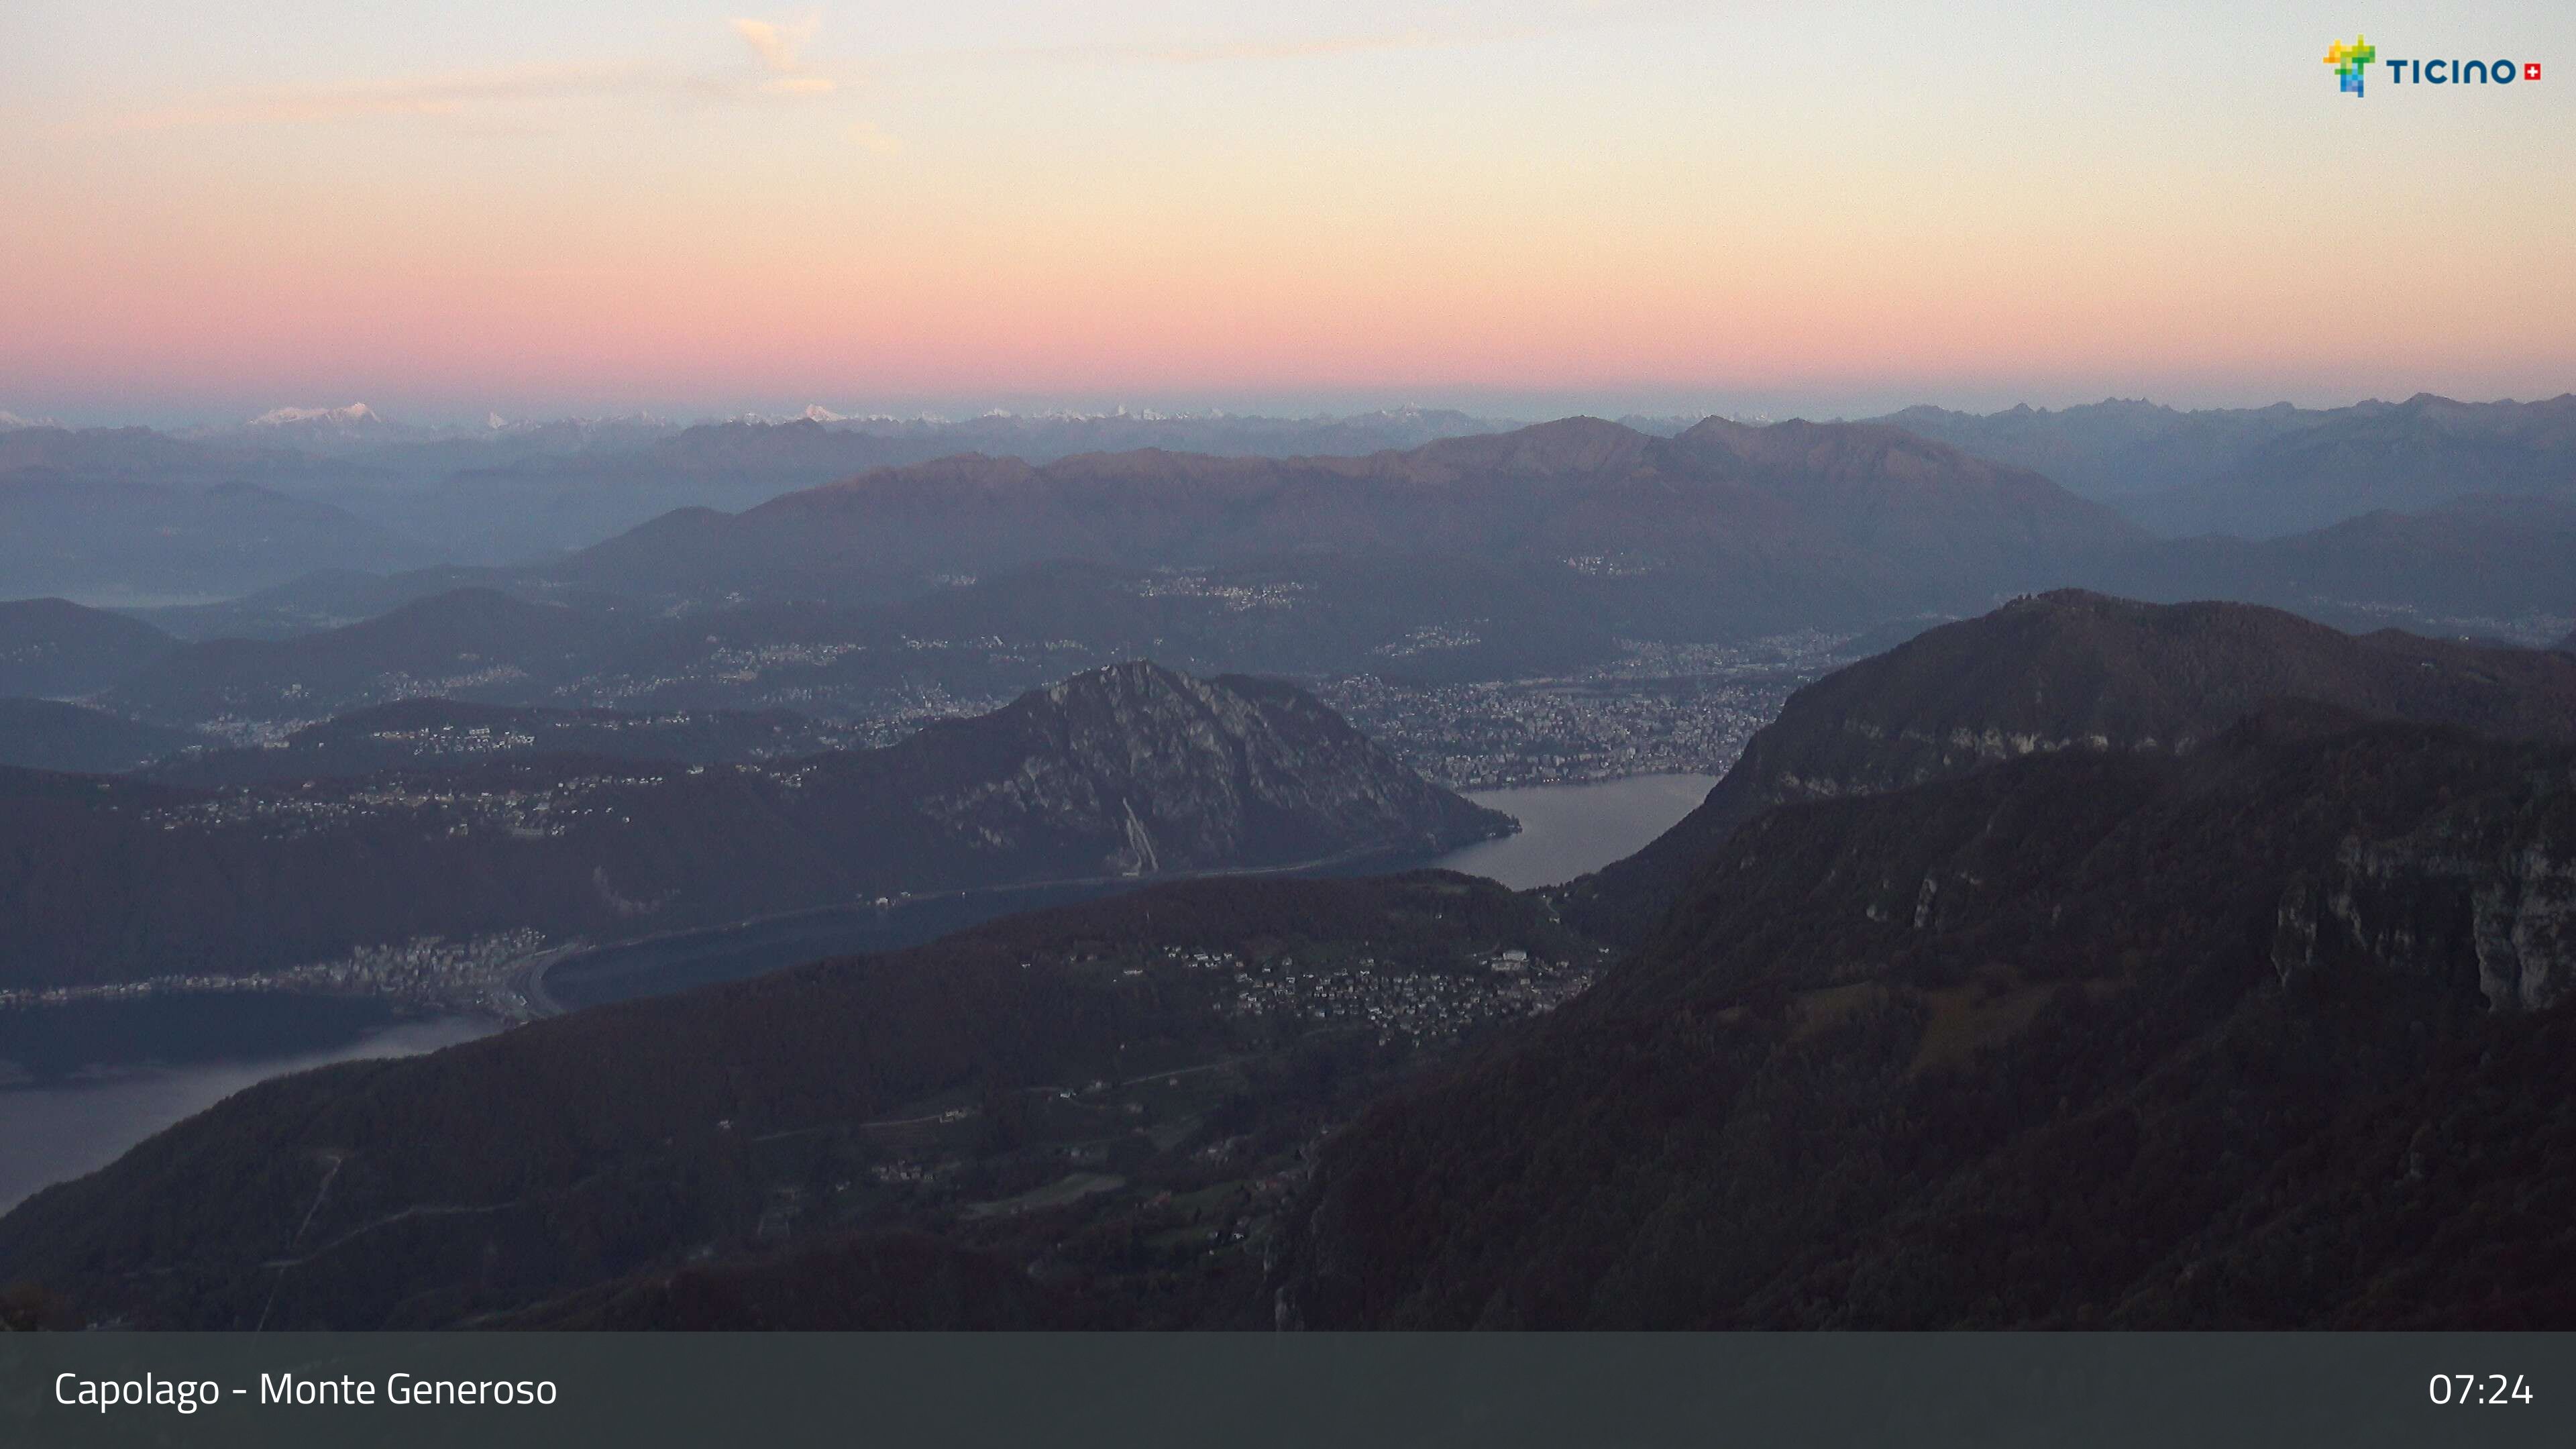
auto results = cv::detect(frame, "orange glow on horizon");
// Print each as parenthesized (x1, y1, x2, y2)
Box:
(6, 1, 2572, 418)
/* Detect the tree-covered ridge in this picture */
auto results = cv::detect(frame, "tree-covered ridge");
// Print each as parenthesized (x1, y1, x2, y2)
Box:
(1561, 590, 2576, 945)
(0, 872, 1589, 1329)
(1274, 709, 2576, 1328)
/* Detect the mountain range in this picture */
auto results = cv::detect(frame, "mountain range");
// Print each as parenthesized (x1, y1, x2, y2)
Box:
(555, 416, 2139, 616)
(11, 593, 2576, 1328)
(5, 409, 1512, 579)
(1874, 394, 2576, 538)
(0, 661, 1507, 990)
(11, 404, 2572, 662)
(548, 415, 2576, 640)
(9, 412, 2571, 784)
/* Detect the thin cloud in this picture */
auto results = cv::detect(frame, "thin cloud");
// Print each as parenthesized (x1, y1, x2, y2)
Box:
(731, 15, 818, 74)
(112, 64, 723, 131)
(849, 120, 903, 155)
(1134, 30, 1440, 64)
(113, 16, 841, 133)
(964, 22, 1555, 71)
(953, 7, 1674, 72)
(733, 13, 835, 93)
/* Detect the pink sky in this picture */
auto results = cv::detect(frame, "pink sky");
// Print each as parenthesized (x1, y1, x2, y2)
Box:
(5, 1, 2571, 422)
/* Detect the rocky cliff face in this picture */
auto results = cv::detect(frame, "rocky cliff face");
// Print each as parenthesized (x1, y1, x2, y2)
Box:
(1271, 715, 2576, 1328)
(852, 661, 1513, 877)
(1562, 591, 2576, 944)
(2273, 794, 2576, 1012)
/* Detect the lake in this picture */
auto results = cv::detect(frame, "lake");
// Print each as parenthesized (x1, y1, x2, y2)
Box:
(0, 771, 1711, 1213)
(541, 880, 1135, 1011)
(540, 772, 1718, 1008)
(0, 996, 496, 1214)
(1430, 772, 1717, 890)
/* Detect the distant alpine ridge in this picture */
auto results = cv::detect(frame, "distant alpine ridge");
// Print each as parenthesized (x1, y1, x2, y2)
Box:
(0, 406, 1511, 590)
(1871, 392, 2576, 537)
(10, 400, 2575, 633)
(558, 415, 2139, 615)
(551, 412, 2576, 635)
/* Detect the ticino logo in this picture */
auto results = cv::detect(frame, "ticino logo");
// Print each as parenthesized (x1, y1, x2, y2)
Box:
(2324, 34, 2542, 96)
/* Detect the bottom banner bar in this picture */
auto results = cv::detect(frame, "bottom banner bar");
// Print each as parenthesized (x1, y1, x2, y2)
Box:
(3, 1332, 2569, 1448)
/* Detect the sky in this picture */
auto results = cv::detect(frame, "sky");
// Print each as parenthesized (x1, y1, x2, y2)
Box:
(4, 0, 2572, 425)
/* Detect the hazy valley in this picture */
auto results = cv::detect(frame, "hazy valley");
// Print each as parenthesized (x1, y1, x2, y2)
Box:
(5, 398, 2575, 1335)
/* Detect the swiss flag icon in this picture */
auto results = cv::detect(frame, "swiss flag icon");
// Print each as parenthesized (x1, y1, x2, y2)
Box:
(2526, 63, 2542, 80)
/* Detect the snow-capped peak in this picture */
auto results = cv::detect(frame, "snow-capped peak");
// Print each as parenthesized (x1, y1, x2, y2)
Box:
(247, 402, 380, 428)
(801, 404, 849, 423)
(0, 410, 53, 430)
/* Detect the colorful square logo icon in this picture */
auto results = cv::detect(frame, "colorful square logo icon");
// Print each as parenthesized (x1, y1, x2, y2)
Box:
(2324, 36, 2377, 95)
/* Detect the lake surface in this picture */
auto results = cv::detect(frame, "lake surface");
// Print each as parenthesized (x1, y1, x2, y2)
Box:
(0, 996, 496, 1213)
(543, 773, 1717, 1008)
(0, 771, 1709, 1213)
(1430, 773, 1717, 890)
(542, 879, 1136, 1012)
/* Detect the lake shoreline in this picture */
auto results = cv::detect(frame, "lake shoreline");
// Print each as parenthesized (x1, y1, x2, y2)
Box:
(0, 773, 1713, 1214)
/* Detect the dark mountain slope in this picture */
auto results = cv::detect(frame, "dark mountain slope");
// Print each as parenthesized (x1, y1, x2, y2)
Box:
(0, 871, 1572, 1328)
(1561, 592, 2576, 943)
(0, 469, 425, 601)
(0, 699, 200, 773)
(101, 587, 646, 724)
(133, 566, 521, 642)
(0, 597, 176, 696)
(1273, 710, 2576, 1328)
(492, 1233, 1063, 1330)
(1668, 417, 2134, 564)
(0, 662, 1508, 989)
(2118, 494, 2576, 625)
